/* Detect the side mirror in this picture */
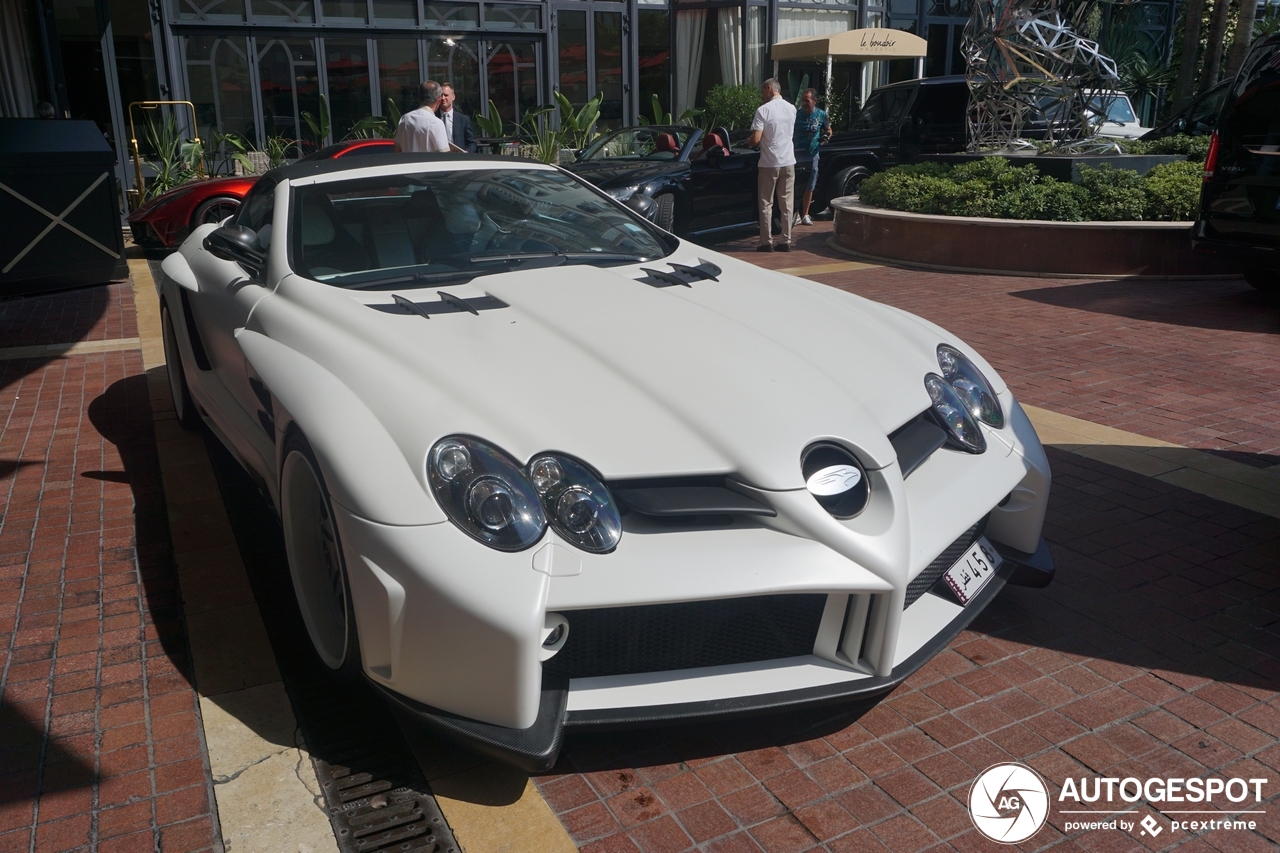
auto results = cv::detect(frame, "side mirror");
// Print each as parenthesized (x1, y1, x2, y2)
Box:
(204, 224, 266, 279)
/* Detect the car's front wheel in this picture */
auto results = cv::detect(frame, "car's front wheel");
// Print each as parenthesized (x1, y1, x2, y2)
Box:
(653, 193, 676, 232)
(281, 434, 362, 678)
(160, 304, 199, 430)
(1242, 267, 1279, 294)
(191, 195, 241, 228)
(830, 166, 867, 200)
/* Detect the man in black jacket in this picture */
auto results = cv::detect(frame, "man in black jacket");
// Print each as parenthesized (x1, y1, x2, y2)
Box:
(439, 83, 477, 153)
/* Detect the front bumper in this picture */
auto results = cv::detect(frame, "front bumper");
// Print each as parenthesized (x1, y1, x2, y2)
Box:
(374, 540, 1051, 772)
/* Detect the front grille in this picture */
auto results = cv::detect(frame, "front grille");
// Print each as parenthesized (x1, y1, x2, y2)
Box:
(904, 516, 988, 610)
(543, 594, 828, 680)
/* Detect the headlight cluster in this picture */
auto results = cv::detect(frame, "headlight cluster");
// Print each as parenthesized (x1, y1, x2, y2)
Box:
(604, 185, 641, 202)
(427, 436, 621, 553)
(925, 345, 1004, 454)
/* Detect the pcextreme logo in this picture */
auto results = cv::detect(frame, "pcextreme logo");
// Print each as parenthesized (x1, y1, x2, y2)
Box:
(968, 763, 1050, 843)
(966, 765, 1271, 844)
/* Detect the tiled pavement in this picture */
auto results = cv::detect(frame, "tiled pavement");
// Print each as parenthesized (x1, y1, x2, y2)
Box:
(0, 222, 1276, 853)
(0, 283, 218, 851)
(528, 224, 1279, 852)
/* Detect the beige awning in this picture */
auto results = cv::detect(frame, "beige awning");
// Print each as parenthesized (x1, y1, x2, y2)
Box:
(771, 28, 929, 63)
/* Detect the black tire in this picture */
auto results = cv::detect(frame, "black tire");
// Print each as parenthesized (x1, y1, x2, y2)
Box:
(1242, 267, 1280, 293)
(280, 433, 362, 680)
(160, 304, 199, 430)
(653, 193, 676, 233)
(830, 166, 867, 200)
(191, 195, 241, 228)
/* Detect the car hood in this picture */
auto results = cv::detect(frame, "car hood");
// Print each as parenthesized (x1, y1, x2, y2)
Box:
(263, 255, 978, 490)
(565, 159, 684, 190)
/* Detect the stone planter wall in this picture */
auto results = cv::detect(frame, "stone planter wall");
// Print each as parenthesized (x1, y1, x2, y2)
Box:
(830, 199, 1235, 278)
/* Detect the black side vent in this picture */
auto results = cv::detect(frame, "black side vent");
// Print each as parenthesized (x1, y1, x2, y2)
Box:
(611, 475, 774, 519)
(543, 594, 827, 679)
(904, 516, 988, 610)
(640, 259, 722, 288)
(889, 412, 948, 479)
(178, 289, 213, 370)
(369, 293, 508, 316)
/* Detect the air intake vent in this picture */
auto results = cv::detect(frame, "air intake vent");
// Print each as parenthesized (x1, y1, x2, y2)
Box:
(543, 595, 827, 680)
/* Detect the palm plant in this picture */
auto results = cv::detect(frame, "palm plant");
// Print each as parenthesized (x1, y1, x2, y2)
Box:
(636, 93, 702, 127)
(552, 90, 603, 149)
(301, 94, 331, 146)
(143, 116, 201, 200)
(475, 99, 507, 137)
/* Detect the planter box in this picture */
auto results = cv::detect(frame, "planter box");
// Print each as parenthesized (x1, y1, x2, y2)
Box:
(830, 199, 1234, 278)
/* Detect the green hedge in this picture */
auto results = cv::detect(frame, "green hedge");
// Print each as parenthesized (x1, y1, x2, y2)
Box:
(1118, 134, 1212, 162)
(858, 157, 1201, 222)
(702, 85, 761, 131)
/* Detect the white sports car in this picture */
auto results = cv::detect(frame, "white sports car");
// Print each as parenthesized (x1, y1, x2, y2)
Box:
(158, 154, 1053, 771)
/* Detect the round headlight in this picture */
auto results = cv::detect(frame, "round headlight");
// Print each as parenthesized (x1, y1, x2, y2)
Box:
(801, 443, 870, 519)
(527, 454, 621, 553)
(427, 436, 545, 551)
(937, 345, 1003, 429)
(925, 374, 986, 453)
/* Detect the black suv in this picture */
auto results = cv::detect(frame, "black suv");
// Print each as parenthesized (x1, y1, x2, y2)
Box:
(1194, 33, 1280, 292)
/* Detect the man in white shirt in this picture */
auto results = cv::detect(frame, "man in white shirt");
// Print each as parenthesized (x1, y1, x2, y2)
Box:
(747, 78, 797, 252)
(393, 80, 451, 153)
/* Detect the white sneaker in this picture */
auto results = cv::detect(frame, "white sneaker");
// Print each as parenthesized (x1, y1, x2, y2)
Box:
(801, 215, 813, 226)
(792, 214, 801, 226)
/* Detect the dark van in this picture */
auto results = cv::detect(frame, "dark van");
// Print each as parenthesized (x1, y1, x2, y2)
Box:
(1194, 33, 1280, 292)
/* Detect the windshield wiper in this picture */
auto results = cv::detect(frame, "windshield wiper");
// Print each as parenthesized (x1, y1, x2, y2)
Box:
(348, 270, 477, 290)
(470, 251, 648, 266)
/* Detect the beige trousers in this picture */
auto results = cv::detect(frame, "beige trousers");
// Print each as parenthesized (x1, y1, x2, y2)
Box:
(758, 165, 795, 247)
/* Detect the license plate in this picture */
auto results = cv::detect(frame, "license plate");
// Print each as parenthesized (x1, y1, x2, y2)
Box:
(943, 537, 1002, 605)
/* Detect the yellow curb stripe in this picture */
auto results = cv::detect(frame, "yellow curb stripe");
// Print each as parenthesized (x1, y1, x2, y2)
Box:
(774, 260, 881, 276)
(0, 336, 141, 361)
(1023, 404, 1280, 519)
(130, 261, 338, 853)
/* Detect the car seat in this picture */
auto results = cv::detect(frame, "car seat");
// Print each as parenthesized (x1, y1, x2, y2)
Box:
(299, 200, 369, 277)
(701, 132, 730, 158)
(653, 133, 679, 157)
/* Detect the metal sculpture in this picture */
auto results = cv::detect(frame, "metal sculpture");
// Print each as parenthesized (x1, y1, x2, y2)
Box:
(962, 0, 1123, 150)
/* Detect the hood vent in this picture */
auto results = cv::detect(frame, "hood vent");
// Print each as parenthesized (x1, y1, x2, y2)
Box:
(370, 292, 509, 317)
(640, 259, 722, 288)
(611, 475, 774, 522)
(889, 412, 947, 479)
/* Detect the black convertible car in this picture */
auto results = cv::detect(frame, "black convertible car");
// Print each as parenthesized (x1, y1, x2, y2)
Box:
(565, 125, 814, 237)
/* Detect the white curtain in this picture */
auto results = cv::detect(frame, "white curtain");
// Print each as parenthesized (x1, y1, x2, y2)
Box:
(675, 10, 706, 115)
(1, 0, 37, 117)
(746, 7, 766, 88)
(718, 7, 743, 88)
(776, 8, 856, 42)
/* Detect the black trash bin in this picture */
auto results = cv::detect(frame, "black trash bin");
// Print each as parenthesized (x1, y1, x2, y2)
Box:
(0, 118, 130, 298)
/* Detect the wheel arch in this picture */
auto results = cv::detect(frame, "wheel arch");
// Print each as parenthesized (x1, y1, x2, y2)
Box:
(237, 329, 446, 526)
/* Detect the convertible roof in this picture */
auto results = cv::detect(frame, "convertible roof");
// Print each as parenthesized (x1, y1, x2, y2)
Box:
(263, 152, 538, 183)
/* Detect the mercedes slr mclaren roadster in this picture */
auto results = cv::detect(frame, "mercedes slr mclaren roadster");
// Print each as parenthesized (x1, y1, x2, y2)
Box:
(157, 154, 1054, 770)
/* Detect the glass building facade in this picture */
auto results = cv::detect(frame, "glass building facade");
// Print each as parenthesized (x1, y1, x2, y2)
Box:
(11, 0, 1177, 201)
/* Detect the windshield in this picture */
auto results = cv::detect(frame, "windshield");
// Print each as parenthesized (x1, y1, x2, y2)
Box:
(579, 128, 691, 162)
(1087, 94, 1138, 123)
(291, 168, 673, 289)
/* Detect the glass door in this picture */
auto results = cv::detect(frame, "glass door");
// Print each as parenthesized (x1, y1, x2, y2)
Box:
(552, 2, 630, 129)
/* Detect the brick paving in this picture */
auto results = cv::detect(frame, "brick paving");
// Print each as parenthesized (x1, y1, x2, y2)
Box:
(0, 283, 218, 852)
(531, 223, 1280, 851)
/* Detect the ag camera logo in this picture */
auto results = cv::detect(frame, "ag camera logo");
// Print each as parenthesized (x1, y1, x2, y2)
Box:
(969, 763, 1050, 843)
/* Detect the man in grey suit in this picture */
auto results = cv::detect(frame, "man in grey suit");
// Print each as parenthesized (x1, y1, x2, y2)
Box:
(438, 83, 477, 153)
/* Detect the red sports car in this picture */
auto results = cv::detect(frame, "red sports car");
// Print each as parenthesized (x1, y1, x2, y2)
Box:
(127, 139, 394, 248)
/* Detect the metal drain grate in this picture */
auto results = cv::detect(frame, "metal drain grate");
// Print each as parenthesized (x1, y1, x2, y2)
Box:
(202, 432, 459, 853)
